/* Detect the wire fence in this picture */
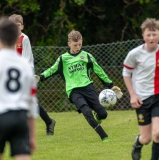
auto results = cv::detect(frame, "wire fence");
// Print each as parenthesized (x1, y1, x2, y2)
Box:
(33, 39, 143, 112)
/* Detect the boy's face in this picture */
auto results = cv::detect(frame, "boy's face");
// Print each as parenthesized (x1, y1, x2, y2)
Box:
(68, 39, 82, 54)
(142, 28, 159, 51)
(16, 23, 24, 36)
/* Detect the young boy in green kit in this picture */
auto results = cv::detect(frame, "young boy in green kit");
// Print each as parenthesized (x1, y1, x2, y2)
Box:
(35, 30, 123, 141)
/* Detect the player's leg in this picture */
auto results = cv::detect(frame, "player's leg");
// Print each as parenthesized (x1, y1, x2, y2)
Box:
(0, 111, 31, 160)
(0, 112, 11, 160)
(92, 111, 102, 124)
(132, 97, 152, 160)
(0, 154, 2, 160)
(10, 111, 31, 160)
(14, 155, 30, 160)
(81, 84, 107, 124)
(70, 91, 108, 141)
(93, 108, 107, 124)
(79, 105, 108, 141)
(132, 124, 151, 160)
(0, 139, 5, 160)
(38, 103, 56, 135)
(151, 141, 159, 160)
(0, 144, 4, 160)
(150, 102, 159, 160)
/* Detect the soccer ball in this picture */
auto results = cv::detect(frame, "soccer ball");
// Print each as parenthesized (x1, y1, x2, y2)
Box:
(99, 89, 117, 108)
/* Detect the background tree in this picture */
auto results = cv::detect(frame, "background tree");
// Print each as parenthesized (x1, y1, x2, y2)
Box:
(0, 0, 158, 46)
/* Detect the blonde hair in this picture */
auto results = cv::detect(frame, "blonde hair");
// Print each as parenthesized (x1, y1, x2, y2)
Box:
(68, 30, 82, 42)
(140, 18, 159, 33)
(9, 14, 23, 25)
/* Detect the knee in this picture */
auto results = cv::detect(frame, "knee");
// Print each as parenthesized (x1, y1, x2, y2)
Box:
(142, 139, 151, 145)
(152, 130, 159, 142)
(98, 110, 108, 120)
(84, 110, 94, 121)
(140, 135, 151, 145)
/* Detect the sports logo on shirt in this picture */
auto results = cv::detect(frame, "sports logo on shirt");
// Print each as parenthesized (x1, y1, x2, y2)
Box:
(138, 114, 144, 123)
(80, 56, 84, 60)
(68, 63, 84, 73)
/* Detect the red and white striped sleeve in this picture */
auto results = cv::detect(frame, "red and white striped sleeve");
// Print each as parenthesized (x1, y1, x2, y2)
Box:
(122, 49, 136, 77)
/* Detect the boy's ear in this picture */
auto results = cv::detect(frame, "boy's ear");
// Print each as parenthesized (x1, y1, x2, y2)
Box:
(21, 25, 24, 30)
(68, 41, 70, 46)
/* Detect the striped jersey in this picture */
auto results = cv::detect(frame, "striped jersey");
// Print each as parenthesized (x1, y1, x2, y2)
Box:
(16, 33, 34, 68)
(0, 49, 38, 118)
(122, 44, 159, 100)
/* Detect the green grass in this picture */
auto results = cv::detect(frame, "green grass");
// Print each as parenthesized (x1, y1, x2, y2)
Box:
(3, 111, 151, 160)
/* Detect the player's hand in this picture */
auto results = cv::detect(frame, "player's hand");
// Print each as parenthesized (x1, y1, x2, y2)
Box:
(111, 86, 123, 99)
(130, 94, 143, 108)
(34, 75, 40, 83)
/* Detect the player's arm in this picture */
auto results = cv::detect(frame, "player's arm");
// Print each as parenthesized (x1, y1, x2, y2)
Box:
(89, 54, 123, 99)
(123, 74, 143, 108)
(122, 50, 136, 96)
(34, 56, 61, 83)
(22, 36, 34, 68)
(123, 76, 135, 96)
(27, 73, 38, 153)
(122, 51, 143, 108)
(27, 76, 38, 118)
(28, 117, 36, 153)
(88, 54, 113, 87)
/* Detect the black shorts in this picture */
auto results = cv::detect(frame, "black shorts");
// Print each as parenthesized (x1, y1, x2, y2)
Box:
(0, 110, 30, 157)
(70, 84, 104, 113)
(136, 94, 159, 126)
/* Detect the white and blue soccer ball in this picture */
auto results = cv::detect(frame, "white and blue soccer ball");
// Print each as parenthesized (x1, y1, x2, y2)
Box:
(99, 89, 117, 108)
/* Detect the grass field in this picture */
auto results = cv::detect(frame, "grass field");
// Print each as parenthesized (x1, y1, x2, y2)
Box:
(3, 110, 151, 160)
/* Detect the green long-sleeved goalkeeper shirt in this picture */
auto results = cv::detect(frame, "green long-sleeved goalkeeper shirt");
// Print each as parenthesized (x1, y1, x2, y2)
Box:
(41, 50, 113, 97)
